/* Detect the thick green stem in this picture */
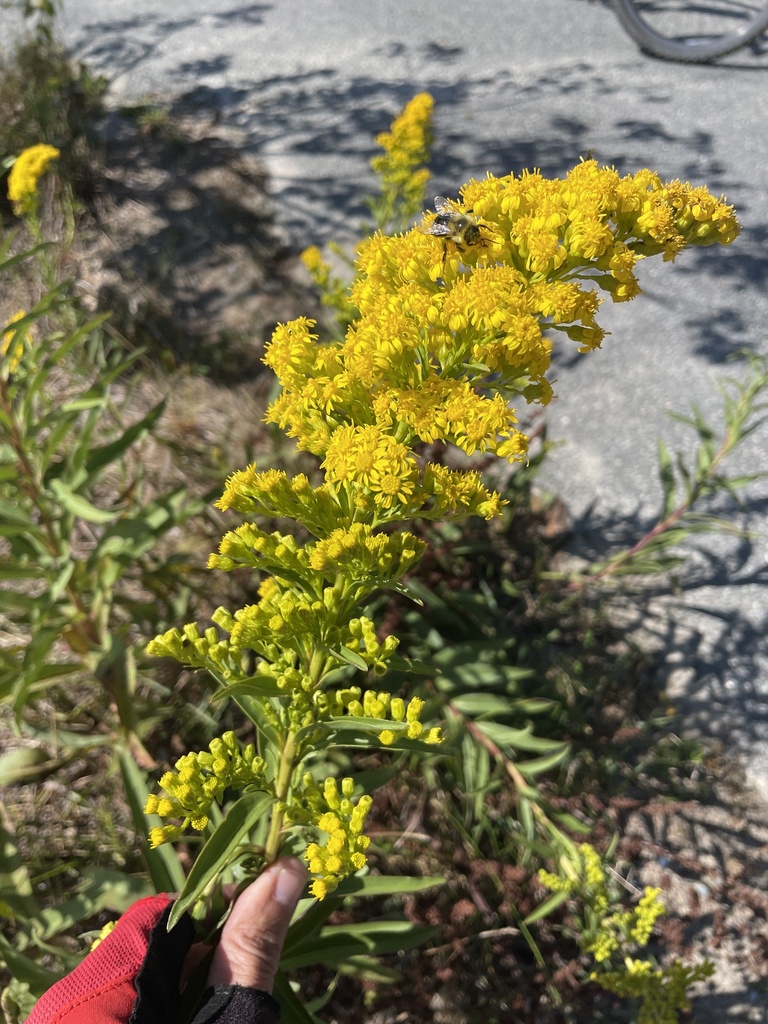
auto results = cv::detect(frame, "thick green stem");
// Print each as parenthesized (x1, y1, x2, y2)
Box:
(264, 731, 298, 864)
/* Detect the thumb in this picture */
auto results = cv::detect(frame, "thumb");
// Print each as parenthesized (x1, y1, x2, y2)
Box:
(207, 858, 308, 993)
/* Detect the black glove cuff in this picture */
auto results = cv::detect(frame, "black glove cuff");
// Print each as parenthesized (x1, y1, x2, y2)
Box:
(191, 985, 281, 1024)
(130, 903, 195, 1024)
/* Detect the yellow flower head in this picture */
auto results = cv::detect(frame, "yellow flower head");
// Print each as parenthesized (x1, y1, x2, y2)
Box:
(8, 144, 60, 215)
(1, 311, 31, 375)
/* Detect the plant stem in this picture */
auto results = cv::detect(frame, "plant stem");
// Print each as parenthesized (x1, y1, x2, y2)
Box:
(582, 430, 733, 588)
(264, 730, 298, 864)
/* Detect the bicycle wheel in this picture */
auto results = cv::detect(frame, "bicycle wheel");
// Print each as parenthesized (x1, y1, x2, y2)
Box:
(611, 0, 768, 61)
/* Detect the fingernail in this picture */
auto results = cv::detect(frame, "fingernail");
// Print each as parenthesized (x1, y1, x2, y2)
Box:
(273, 859, 309, 906)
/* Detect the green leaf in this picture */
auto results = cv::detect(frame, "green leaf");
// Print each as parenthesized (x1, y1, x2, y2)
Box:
(523, 889, 569, 925)
(168, 791, 275, 930)
(272, 971, 322, 1024)
(0, 566, 47, 581)
(0, 588, 36, 614)
(509, 697, 556, 714)
(0, 747, 53, 786)
(285, 895, 343, 955)
(117, 749, 186, 895)
(335, 873, 444, 898)
(49, 560, 75, 603)
(384, 654, 435, 676)
(385, 580, 424, 606)
(0, 522, 48, 546)
(48, 480, 117, 524)
(0, 933, 62, 995)
(0, 499, 36, 528)
(84, 399, 166, 477)
(38, 414, 87, 475)
(450, 693, 517, 717)
(451, 694, 554, 719)
(657, 438, 677, 518)
(60, 395, 108, 413)
(284, 874, 443, 958)
(0, 243, 53, 274)
(211, 676, 284, 702)
(0, 815, 37, 919)
(93, 489, 206, 562)
(474, 721, 565, 753)
(432, 640, 533, 695)
(330, 645, 369, 672)
(34, 869, 153, 940)
(518, 794, 535, 841)
(281, 921, 438, 970)
(334, 955, 401, 981)
(516, 744, 571, 777)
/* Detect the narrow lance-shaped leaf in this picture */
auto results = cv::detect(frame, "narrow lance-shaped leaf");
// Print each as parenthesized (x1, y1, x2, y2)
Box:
(281, 921, 439, 970)
(657, 438, 676, 518)
(117, 749, 186, 896)
(48, 479, 119, 524)
(0, 933, 62, 996)
(273, 971, 322, 1024)
(523, 888, 570, 925)
(168, 790, 275, 930)
(84, 398, 167, 478)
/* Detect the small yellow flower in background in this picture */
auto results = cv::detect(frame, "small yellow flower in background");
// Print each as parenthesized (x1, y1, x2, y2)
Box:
(7, 144, 60, 215)
(89, 920, 116, 951)
(371, 92, 433, 201)
(1, 311, 31, 375)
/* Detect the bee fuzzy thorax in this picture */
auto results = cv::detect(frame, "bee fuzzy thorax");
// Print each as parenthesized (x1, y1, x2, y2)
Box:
(423, 195, 494, 255)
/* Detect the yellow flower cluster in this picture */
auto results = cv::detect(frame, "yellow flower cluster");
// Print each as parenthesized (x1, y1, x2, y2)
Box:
(323, 687, 442, 745)
(215, 466, 343, 533)
(145, 732, 267, 847)
(298, 776, 374, 899)
(7, 144, 60, 215)
(147, 617, 252, 684)
(538, 844, 665, 962)
(370, 92, 433, 228)
(537, 842, 714, 1016)
(2, 311, 30, 376)
(89, 921, 117, 952)
(594, 957, 715, 1024)
(209, 521, 426, 592)
(457, 162, 738, 287)
(262, 163, 737, 530)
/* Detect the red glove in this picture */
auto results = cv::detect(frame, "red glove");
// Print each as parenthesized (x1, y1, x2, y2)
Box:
(24, 859, 308, 1024)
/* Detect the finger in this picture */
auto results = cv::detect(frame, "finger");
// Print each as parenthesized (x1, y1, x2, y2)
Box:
(206, 858, 308, 993)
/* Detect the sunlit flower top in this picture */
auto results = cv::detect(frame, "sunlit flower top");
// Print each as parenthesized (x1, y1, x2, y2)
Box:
(261, 162, 737, 528)
(7, 144, 60, 215)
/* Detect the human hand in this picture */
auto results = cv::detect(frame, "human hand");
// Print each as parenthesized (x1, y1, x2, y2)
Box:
(26, 858, 309, 1024)
(207, 857, 309, 992)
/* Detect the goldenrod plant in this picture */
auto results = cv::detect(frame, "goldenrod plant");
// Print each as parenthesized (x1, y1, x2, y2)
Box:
(367, 91, 434, 233)
(301, 92, 435, 336)
(144, 140, 738, 1017)
(534, 843, 714, 1023)
(0, 149, 206, 797)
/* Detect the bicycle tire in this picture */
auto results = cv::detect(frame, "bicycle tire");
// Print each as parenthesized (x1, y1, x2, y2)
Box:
(611, 0, 768, 62)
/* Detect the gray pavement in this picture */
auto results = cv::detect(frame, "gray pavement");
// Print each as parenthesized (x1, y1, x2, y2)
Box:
(10, 2, 768, 793)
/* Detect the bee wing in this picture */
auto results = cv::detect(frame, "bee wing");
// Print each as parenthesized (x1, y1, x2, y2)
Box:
(433, 196, 454, 213)
(424, 221, 453, 237)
